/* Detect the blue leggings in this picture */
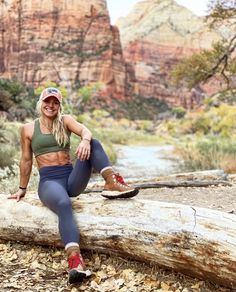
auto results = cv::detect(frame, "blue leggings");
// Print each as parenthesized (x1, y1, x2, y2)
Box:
(38, 139, 110, 246)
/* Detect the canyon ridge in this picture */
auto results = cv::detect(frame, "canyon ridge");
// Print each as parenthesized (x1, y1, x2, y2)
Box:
(0, 0, 230, 113)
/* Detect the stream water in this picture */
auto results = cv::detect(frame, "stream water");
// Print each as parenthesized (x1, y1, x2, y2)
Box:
(114, 144, 178, 181)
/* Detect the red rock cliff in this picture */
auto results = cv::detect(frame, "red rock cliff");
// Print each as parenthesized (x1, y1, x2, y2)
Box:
(0, 0, 127, 98)
(117, 0, 227, 108)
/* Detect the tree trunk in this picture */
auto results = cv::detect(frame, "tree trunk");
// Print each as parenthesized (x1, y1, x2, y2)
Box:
(84, 169, 230, 192)
(153, 169, 228, 182)
(85, 180, 231, 193)
(0, 193, 235, 288)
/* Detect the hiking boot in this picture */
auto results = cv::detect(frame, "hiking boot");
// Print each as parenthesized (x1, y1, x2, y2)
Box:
(101, 169, 139, 199)
(68, 252, 91, 284)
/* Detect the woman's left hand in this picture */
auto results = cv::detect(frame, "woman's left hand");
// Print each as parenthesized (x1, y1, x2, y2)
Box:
(75, 140, 91, 161)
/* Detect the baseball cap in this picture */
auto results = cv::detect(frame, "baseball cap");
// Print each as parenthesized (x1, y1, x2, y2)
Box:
(39, 87, 62, 103)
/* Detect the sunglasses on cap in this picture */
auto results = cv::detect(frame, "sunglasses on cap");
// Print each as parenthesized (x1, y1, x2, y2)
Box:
(40, 87, 62, 103)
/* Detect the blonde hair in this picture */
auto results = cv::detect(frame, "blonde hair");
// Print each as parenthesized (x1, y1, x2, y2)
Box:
(36, 100, 69, 147)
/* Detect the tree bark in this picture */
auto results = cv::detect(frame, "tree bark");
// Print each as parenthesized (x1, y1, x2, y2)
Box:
(149, 169, 228, 182)
(85, 180, 231, 193)
(85, 169, 230, 192)
(0, 193, 235, 288)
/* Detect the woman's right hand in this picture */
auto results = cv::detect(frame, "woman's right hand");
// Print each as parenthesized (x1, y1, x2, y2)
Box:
(8, 189, 26, 202)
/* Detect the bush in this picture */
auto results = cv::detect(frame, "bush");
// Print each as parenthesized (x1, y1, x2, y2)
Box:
(0, 119, 21, 168)
(176, 137, 236, 173)
(0, 90, 14, 111)
(0, 78, 36, 121)
(0, 144, 16, 168)
(204, 89, 236, 107)
(172, 106, 186, 119)
(0, 162, 39, 194)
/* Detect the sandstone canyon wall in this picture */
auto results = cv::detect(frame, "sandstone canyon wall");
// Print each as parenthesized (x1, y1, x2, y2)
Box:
(0, 0, 128, 98)
(117, 0, 226, 108)
(0, 0, 230, 111)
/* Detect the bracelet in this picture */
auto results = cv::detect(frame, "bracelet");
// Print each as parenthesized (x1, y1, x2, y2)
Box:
(82, 138, 91, 142)
(19, 186, 27, 190)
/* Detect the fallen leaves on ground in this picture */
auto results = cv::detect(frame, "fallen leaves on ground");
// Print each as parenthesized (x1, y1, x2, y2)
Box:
(0, 241, 231, 292)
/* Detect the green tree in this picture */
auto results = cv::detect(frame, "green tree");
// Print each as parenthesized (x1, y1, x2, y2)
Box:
(34, 81, 68, 100)
(68, 82, 104, 114)
(0, 79, 36, 120)
(34, 81, 103, 115)
(77, 82, 103, 105)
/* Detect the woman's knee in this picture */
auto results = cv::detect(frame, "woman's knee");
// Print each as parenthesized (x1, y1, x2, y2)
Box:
(91, 138, 102, 149)
(68, 185, 86, 197)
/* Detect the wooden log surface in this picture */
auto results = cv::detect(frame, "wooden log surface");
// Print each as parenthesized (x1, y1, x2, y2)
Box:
(153, 169, 228, 182)
(0, 193, 236, 288)
(85, 169, 230, 192)
(84, 180, 231, 193)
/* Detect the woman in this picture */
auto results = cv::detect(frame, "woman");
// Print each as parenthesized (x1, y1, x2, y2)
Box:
(8, 87, 139, 284)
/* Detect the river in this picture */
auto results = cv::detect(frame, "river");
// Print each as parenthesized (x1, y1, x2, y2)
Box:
(114, 144, 178, 181)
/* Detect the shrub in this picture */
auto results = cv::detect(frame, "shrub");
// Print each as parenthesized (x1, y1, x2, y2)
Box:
(172, 106, 186, 119)
(0, 90, 14, 111)
(0, 162, 39, 194)
(0, 144, 16, 168)
(176, 137, 236, 173)
(0, 78, 36, 120)
(0, 119, 21, 168)
(204, 90, 236, 107)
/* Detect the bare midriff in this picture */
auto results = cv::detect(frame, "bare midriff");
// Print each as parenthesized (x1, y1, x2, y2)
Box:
(36, 151, 72, 169)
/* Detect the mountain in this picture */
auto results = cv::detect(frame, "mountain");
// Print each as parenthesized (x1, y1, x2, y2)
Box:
(0, 0, 128, 99)
(117, 0, 225, 108)
(0, 0, 230, 116)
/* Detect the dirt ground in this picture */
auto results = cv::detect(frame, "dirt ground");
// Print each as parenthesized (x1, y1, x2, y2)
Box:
(137, 184, 236, 213)
(0, 182, 236, 292)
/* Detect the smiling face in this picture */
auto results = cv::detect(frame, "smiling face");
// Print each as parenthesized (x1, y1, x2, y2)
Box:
(41, 96, 61, 119)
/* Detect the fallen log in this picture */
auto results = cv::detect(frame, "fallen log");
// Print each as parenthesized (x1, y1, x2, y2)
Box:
(154, 169, 228, 182)
(134, 180, 232, 188)
(0, 193, 235, 288)
(85, 169, 229, 192)
(84, 180, 231, 193)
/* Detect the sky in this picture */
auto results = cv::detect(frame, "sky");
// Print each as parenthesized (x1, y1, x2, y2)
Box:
(107, 0, 209, 24)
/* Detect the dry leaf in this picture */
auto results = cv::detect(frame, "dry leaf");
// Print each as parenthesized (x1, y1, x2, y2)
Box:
(70, 287, 79, 292)
(115, 278, 125, 288)
(94, 269, 112, 284)
(30, 260, 40, 269)
(144, 278, 160, 288)
(52, 261, 61, 270)
(90, 280, 100, 290)
(94, 255, 101, 268)
(106, 264, 117, 275)
(3, 283, 22, 289)
(6, 250, 18, 262)
(0, 242, 228, 292)
(52, 251, 62, 257)
(161, 281, 171, 291)
(121, 268, 134, 280)
(191, 282, 201, 289)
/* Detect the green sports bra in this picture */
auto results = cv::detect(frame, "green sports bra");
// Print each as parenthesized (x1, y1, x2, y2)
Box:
(31, 119, 70, 157)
